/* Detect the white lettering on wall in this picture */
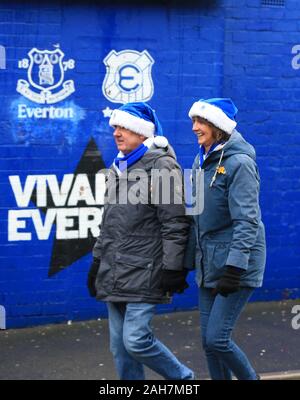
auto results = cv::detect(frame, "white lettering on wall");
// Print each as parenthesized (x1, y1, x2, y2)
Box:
(8, 174, 105, 241)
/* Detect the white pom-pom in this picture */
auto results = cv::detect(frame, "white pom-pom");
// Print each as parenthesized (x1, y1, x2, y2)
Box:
(154, 136, 168, 148)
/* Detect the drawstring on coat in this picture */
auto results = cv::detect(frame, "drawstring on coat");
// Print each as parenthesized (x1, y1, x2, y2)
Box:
(209, 149, 225, 188)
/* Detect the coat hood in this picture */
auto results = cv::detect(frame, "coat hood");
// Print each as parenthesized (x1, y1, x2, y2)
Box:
(202, 130, 256, 169)
(139, 138, 177, 167)
(221, 130, 256, 161)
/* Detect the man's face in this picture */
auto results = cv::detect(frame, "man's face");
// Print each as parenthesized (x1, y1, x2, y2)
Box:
(113, 126, 146, 154)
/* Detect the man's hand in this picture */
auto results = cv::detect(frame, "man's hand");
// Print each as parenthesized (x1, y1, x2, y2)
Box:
(87, 258, 100, 297)
(159, 269, 189, 295)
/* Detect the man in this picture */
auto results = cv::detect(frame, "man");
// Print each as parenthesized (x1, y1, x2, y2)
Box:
(87, 102, 193, 380)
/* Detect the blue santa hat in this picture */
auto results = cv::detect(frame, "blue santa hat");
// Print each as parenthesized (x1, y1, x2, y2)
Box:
(109, 102, 164, 138)
(188, 98, 238, 134)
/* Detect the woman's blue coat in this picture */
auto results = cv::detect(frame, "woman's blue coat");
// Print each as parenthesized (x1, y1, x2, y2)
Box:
(185, 130, 266, 288)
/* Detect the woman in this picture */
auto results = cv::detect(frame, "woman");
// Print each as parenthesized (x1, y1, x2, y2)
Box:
(185, 98, 266, 380)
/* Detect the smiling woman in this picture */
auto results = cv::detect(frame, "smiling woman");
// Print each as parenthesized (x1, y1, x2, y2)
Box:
(192, 117, 231, 153)
(192, 116, 215, 151)
(186, 97, 266, 381)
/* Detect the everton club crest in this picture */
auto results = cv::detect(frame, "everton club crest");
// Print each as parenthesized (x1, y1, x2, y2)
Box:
(17, 45, 75, 104)
(102, 50, 154, 104)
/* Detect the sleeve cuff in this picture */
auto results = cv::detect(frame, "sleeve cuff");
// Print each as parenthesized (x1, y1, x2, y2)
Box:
(226, 249, 250, 270)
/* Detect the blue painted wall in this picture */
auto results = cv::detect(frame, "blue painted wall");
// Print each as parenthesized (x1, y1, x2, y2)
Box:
(222, 0, 300, 302)
(0, 0, 299, 328)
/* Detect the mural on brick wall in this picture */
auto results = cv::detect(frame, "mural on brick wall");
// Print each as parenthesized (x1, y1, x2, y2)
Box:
(12, 45, 84, 144)
(102, 49, 154, 105)
(8, 46, 156, 279)
(1, 4, 196, 327)
(2, 1, 299, 329)
(8, 44, 105, 280)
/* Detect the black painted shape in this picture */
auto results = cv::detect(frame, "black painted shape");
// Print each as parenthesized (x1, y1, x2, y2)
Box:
(31, 138, 106, 277)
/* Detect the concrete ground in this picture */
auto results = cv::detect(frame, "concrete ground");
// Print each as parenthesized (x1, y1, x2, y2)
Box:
(0, 300, 299, 380)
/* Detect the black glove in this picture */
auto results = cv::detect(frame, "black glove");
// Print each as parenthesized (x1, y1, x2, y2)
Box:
(159, 269, 189, 295)
(87, 257, 100, 297)
(213, 266, 243, 297)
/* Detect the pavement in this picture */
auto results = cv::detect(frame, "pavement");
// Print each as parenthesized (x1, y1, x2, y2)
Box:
(0, 299, 299, 380)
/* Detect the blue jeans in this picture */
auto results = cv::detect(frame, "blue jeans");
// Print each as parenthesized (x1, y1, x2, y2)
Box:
(107, 302, 194, 380)
(199, 287, 258, 380)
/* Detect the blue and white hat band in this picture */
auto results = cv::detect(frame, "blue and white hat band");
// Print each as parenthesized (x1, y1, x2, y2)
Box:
(109, 109, 155, 138)
(188, 101, 237, 134)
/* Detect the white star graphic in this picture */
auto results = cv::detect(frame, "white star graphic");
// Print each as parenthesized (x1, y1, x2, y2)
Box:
(102, 106, 113, 118)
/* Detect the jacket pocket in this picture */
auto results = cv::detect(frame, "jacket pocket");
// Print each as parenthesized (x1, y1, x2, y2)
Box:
(113, 251, 153, 293)
(207, 242, 231, 270)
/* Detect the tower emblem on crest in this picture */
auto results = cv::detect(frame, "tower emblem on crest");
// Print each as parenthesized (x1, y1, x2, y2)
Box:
(17, 45, 75, 104)
(102, 50, 154, 104)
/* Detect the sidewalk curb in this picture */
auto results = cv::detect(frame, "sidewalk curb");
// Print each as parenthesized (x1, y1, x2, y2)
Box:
(260, 370, 300, 380)
(204, 370, 300, 380)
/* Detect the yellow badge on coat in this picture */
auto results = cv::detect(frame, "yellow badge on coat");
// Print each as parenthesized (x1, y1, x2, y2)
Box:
(217, 166, 226, 174)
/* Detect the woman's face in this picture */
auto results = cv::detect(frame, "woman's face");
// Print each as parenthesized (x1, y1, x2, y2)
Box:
(192, 116, 215, 149)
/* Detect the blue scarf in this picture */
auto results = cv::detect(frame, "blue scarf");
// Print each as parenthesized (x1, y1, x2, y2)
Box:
(113, 138, 154, 175)
(199, 142, 221, 168)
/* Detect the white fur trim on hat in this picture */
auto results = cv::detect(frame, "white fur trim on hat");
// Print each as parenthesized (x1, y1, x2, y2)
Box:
(109, 109, 155, 138)
(188, 101, 237, 134)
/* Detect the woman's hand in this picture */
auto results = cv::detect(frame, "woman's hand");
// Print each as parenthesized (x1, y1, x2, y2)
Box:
(213, 266, 244, 297)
